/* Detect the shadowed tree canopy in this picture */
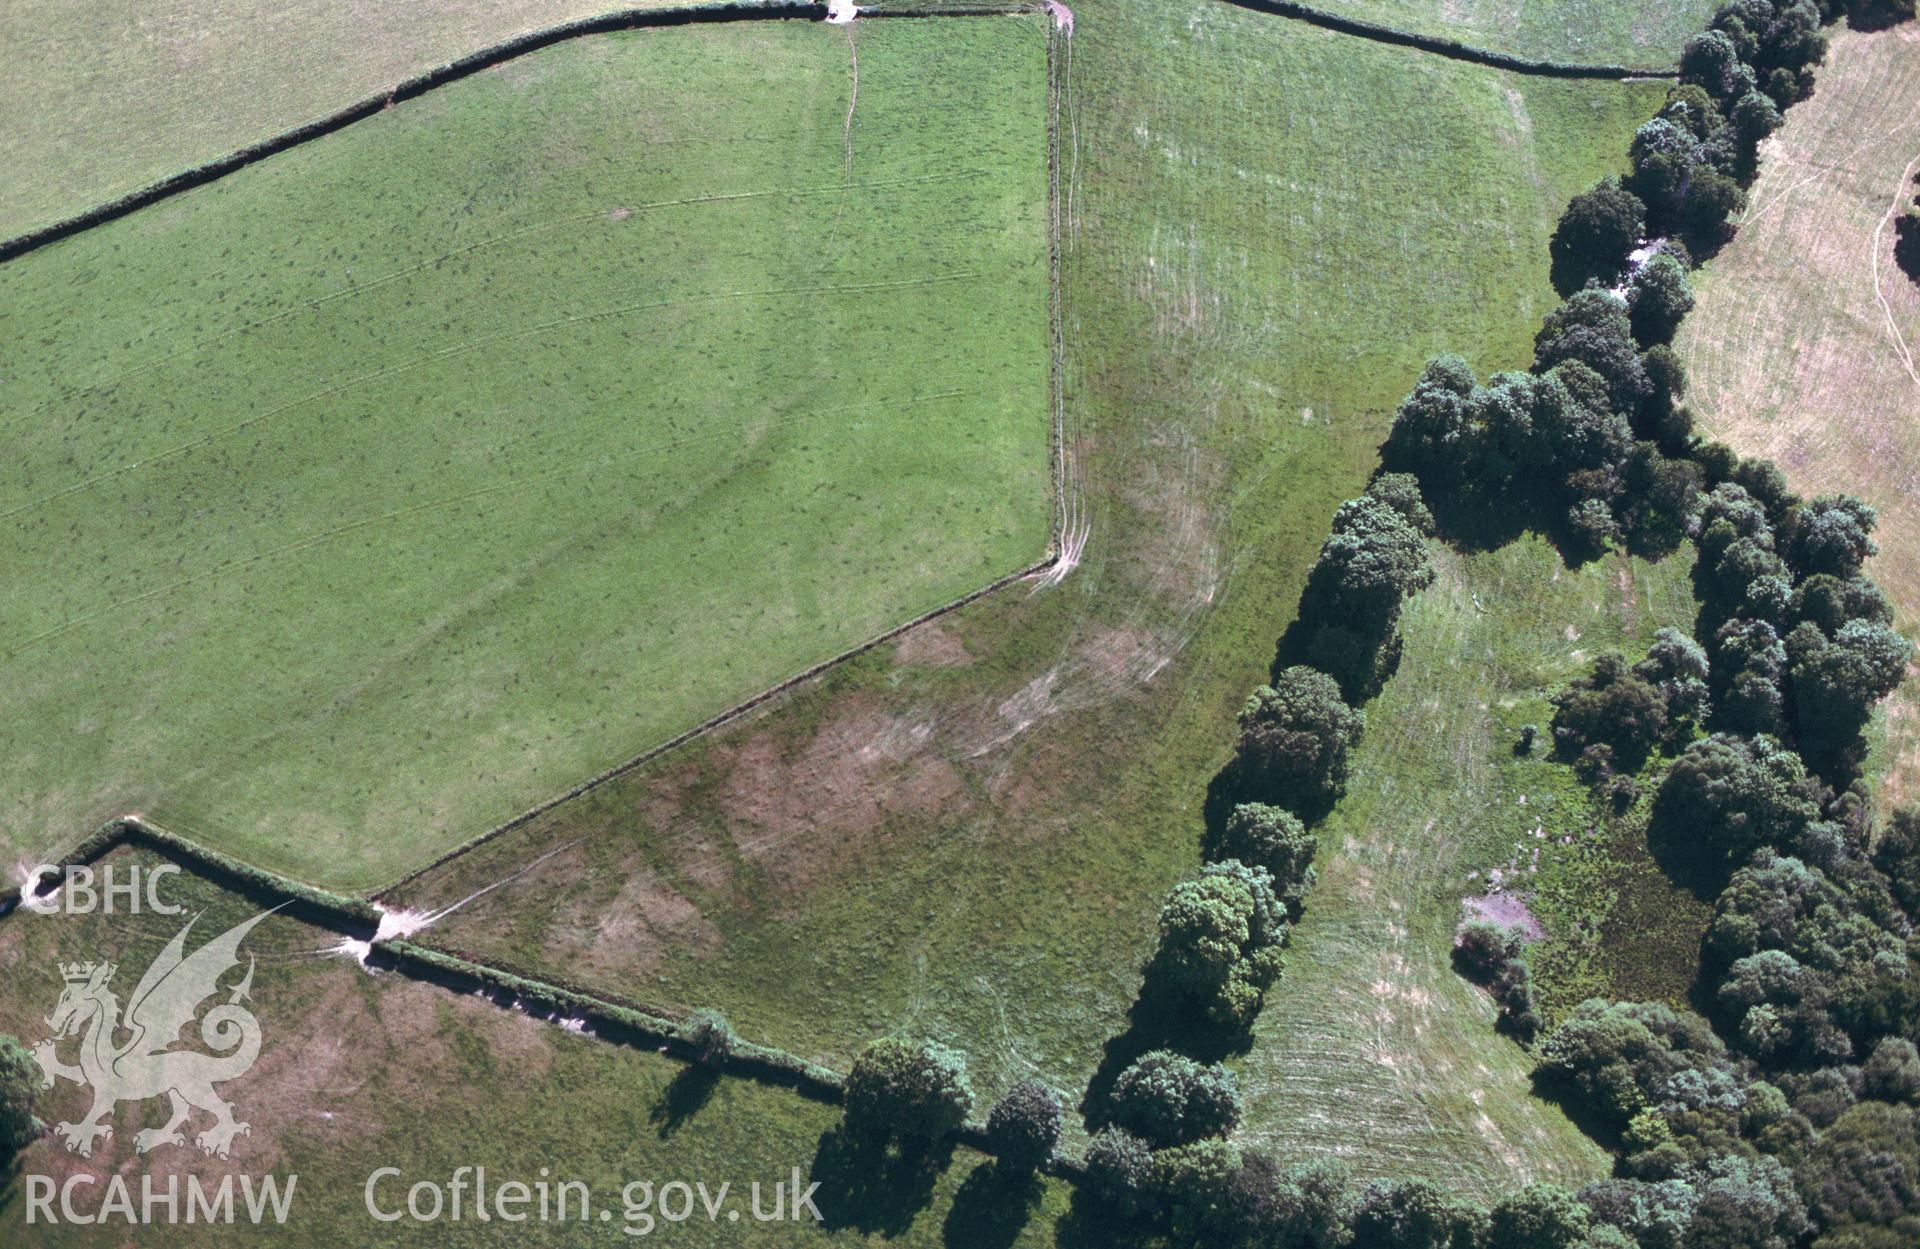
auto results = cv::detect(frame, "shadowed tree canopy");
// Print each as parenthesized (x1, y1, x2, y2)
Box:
(1231, 667, 1364, 816)
(1788, 618, 1912, 775)
(984, 1079, 1062, 1173)
(1792, 572, 1893, 636)
(1681, 29, 1757, 101)
(1306, 493, 1436, 621)
(1082, 1126, 1155, 1217)
(1107, 1051, 1240, 1150)
(1872, 807, 1920, 918)
(1794, 1100, 1920, 1244)
(1206, 802, 1318, 912)
(1786, 494, 1879, 579)
(1536, 998, 1737, 1119)
(1650, 733, 1826, 878)
(1627, 250, 1696, 346)
(1535, 289, 1654, 417)
(1348, 1177, 1486, 1249)
(1551, 178, 1649, 295)
(843, 1038, 974, 1144)
(1487, 1183, 1593, 1249)
(1149, 859, 1289, 1029)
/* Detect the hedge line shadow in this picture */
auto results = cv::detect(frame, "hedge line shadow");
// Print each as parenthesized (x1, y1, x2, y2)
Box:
(1843, 1, 1919, 32)
(1895, 210, 1920, 288)
(649, 1064, 721, 1139)
(1052, 1184, 1159, 1249)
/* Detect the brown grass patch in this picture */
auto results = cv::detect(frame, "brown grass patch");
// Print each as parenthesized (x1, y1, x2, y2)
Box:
(710, 695, 969, 896)
(892, 621, 975, 667)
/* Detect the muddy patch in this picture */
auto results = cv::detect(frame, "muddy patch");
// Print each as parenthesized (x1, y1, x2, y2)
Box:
(1463, 888, 1544, 940)
(893, 621, 974, 668)
(711, 696, 969, 896)
(581, 864, 721, 978)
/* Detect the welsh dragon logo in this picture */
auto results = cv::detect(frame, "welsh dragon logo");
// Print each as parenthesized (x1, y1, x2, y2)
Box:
(31, 909, 273, 1159)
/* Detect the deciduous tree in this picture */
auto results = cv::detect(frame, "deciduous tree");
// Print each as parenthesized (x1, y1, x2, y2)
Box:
(843, 1038, 974, 1144)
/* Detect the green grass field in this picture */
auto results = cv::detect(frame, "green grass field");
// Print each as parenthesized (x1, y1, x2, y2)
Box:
(0, 0, 712, 238)
(0, 846, 1072, 1247)
(1235, 537, 1699, 1194)
(0, 0, 1727, 1236)
(388, 0, 1671, 1185)
(0, 16, 1052, 889)
(1300, 0, 1719, 64)
(0, 0, 1721, 242)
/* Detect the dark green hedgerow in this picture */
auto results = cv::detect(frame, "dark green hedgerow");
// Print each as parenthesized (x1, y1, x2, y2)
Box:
(1218, 0, 1678, 78)
(0, 818, 378, 926)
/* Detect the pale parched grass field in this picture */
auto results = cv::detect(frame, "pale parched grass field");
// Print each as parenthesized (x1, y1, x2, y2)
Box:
(1677, 24, 1920, 805)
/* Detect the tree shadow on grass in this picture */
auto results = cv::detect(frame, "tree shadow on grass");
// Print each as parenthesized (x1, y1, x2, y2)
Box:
(1844, 0, 1919, 32)
(1202, 755, 1344, 841)
(1052, 1183, 1158, 1249)
(1529, 1067, 1629, 1156)
(1643, 794, 1739, 904)
(1077, 978, 1252, 1134)
(809, 1124, 953, 1238)
(941, 1160, 1043, 1249)
(1421, 479, 1548, 557)
(648, 1064, 720, 1139)
(1895, 211, 1920, 288)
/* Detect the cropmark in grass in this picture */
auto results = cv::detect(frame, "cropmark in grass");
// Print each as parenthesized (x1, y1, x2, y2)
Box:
(0, 16, 1053, 890)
